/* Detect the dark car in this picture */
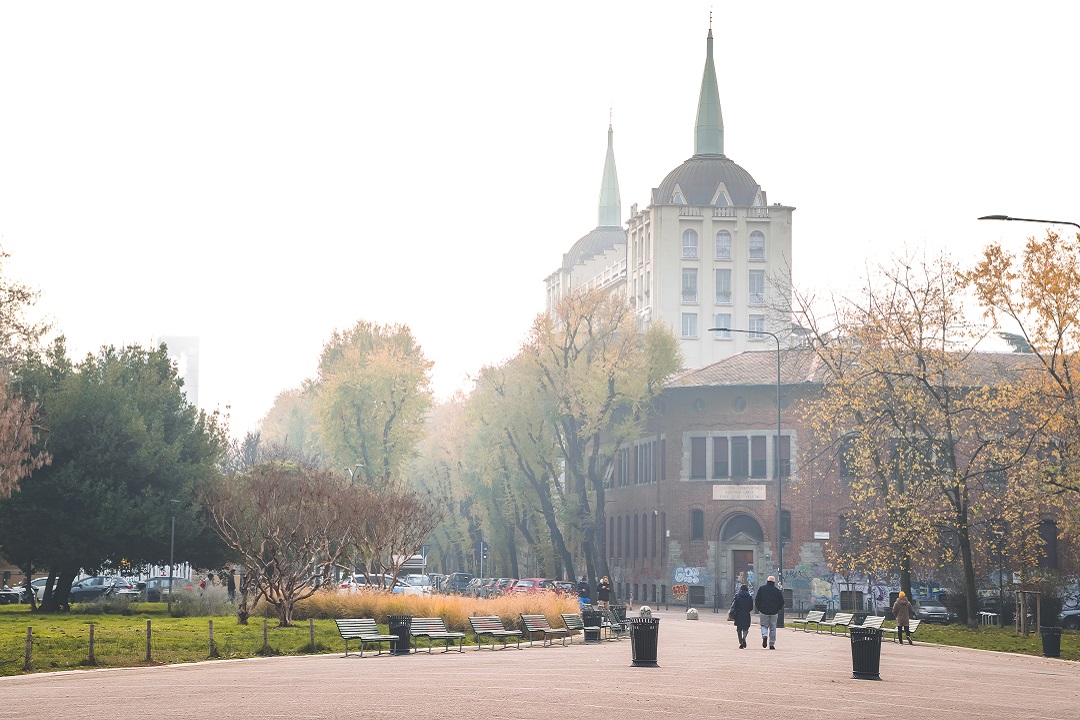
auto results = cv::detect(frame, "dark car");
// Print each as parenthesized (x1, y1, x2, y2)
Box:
(68, 576, 140, 602)
(443, 573, 473, 594)
(1060, 609, 1080, 630)
(0, 586, 24, 604)
(143, 576, 193, 602)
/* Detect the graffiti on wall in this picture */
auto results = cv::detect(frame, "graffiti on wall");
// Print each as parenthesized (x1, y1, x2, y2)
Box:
(674, 567, 701, 585)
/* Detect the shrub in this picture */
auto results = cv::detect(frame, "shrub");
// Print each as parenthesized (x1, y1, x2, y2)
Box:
(170, 587, 235, 618)
(72, 595, 136, 616)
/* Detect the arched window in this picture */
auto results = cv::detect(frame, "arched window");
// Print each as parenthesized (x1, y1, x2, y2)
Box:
(609, 516, 615, 561)
(651, 513, 657, 558)
(617, 516, 623, 559)
(625, 515, 631, 561)
(682, 229, 699, 258)
(715, 229, 732, 259)
(661, 513, 667, 559)
(690, 509, 705, 541)
(634, 514, 640, 559)
(641, 513, 649, 558)
(749, 231, 765, 260)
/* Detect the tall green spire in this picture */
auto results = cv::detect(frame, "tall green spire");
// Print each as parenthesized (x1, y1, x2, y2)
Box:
(694, 28, 724, 155)
(598, 121, 622, 227)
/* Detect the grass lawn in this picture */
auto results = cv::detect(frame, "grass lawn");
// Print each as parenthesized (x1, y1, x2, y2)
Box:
(1, 602, 1075, 676)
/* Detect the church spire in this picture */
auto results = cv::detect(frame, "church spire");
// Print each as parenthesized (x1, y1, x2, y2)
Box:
(598, 118, 622, 227)
(694, 27, 725, 155)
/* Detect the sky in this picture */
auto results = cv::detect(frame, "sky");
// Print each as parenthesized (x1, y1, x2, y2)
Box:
(1, 2, 1078, 437)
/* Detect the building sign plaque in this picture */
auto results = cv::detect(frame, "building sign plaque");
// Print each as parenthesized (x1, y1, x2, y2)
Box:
(713, 484, 767, 501)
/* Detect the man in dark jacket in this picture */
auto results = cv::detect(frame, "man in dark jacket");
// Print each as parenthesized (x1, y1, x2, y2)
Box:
(731, 584, 755, 648)
(754, 575, 785, 649)
(576, 576, 590, 611)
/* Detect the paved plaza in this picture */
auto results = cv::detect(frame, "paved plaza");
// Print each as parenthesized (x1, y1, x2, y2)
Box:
(1, 609, 1077, 719)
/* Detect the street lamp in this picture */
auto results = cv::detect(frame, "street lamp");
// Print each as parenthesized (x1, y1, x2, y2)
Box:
(168, 499, 180, 614)
(709, 325, 784, 626)
(978, 215, 1080, 230)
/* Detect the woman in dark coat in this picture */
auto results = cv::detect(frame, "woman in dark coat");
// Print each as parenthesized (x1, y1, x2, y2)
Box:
(731, 584, 755, 648)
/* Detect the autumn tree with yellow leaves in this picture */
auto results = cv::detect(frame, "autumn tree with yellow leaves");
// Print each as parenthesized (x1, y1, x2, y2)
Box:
(796, 253, 1048, 625)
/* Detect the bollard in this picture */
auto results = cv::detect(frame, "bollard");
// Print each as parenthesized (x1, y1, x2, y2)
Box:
(24, 626, 32, 671)
(88, 623, 96, 665)
(309, 618, 316, 652)
(638, 606, 653, 619)
(686, 607, 699, 620)
(209, 619, 218, 657)
(262, 619, 270, 654)
(146, 619, 152, 662)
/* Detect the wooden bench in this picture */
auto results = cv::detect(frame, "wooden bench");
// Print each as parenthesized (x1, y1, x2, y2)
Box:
(790, 610, 825, 633)
(817, 612, 854, 635)
(334, 618, 399, 658)
(882, 618, 922, 643)
(468, 615, 521, 650)
(520, 614, 569, 647)
(410, 617, 466, 653)
(851, 615, 885, 631)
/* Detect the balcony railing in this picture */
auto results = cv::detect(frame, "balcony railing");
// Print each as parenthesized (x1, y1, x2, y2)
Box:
(715, 246, 732, 260)
(713, 207, 736, 218)
(679, 207, 703, 217)
(682, 246, 699, 259)
(748, 207, 770, 218)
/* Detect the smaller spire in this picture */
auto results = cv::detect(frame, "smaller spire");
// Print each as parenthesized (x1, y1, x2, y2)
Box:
(598, 121, 622, 227)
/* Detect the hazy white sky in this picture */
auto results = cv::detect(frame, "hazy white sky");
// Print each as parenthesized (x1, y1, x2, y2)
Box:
(1, 1, 1077, 436)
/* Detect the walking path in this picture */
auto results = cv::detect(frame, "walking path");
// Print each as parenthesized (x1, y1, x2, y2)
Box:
(1, 609, 1077, 719)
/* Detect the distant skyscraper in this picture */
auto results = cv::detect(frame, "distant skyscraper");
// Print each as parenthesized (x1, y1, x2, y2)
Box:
(160, 336, 200, 408)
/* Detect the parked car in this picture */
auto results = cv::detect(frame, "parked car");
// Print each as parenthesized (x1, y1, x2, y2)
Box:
(511, 578, 555, 595)
(1060, 608, 1080, 630)
(443, 573, 473, 594)
(340, 574, 407, 593)
(0, 586, 23, 604)
(915, 599, 953, 624)
(494, 578, 515, 594)
(553, 581, 575, 596)
(464, 577, 485, 597)
(68, 576, 140, 602)
(143, 576, 193, 602)
(400, 574, 433, 596)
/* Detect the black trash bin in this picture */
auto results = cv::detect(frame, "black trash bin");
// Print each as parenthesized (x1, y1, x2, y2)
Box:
(388, 614, 412, 655)
(630, 617, 660, 667)
(849, 626, 882, 680)
(582, 609, 603, 643)
(1040, 626, 1062, 658)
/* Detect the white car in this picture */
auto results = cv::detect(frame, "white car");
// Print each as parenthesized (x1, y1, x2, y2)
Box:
(339, 574, 408, 593)
(1060, 609, 1080, 630)
(400, 574, 433, 596)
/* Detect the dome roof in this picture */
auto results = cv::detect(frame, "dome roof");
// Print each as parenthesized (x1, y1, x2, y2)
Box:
(654, 154, 759, 207)
(563, 226, 627, 271)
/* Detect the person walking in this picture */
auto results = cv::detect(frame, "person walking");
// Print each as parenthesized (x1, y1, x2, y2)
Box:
(754, 575, 784, 649)
(576, 576, 590, 611)
(596, 576, 612, 608)
(731, 584, 755, 648)
(892, 591, 915, 645)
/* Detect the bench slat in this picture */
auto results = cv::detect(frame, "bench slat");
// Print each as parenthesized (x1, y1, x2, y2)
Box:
(520, 614, 568, 647)
(468, 616, 521, 650)
(410, 617, 466, 654)
(334, 618, 398, 658)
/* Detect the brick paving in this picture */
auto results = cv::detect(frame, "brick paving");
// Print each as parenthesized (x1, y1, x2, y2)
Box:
(1, 609, 1077, 719)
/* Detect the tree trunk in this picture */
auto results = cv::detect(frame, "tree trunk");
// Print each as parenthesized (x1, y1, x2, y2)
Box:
(957, 510, 979, 628)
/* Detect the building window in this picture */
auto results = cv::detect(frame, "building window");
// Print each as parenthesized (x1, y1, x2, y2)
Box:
(714, 314, 732, 339)
(636, 440, 656, 485)
(781, 510, 792, 541)
(609, 517, 614, 560)
(731, 436, 749, 478)
(715, 229, 732, 259)
(651, 514, 657, 558)
(634, 515, 639, 559)
(617, 516, 623, 559)
(713, 437, 729, 478)
(749, 314, 766, 339)
(751, 436, 767, 478)
(682, 268, 698, 303)
(661, 513, 667, 560)
(682, 313, 698, 338)
(779, 435, 791, 478)
(749, 230, 765, 260)
(715, 268, 732, 304)
(641, 513, 648, 558)
(749, 269, 765, 305)
(690, 436, 707, 479)
(839, 435, 857, 479)
(690, 509, 704, 541)
(682, 228, 698, 258)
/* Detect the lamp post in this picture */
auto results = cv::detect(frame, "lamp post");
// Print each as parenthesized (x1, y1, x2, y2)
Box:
(168, 499, 179, 614)
(709, 325, 784, 626)
(978, 215, 1080, 230)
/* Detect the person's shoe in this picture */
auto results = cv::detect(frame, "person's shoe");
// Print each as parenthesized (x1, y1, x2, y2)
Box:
(769, 645, 775, 650)
(762, 637, 768, 648)
(740, 638, 746, 648)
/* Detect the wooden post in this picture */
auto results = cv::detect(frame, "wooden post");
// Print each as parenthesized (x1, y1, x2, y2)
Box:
(146, 619, 152, 662)
(23, 627, 32, 671)
(309, 618, 315, 651)
(88, 623, 96, 665)
(262, 618, 269, 653)
(209, 619, 218, 657)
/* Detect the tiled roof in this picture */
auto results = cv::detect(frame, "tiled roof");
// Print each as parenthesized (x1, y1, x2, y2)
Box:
(562, 226, 627, 271)
(653, 154, 759, 207)
(667, 348, 1038, 389)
